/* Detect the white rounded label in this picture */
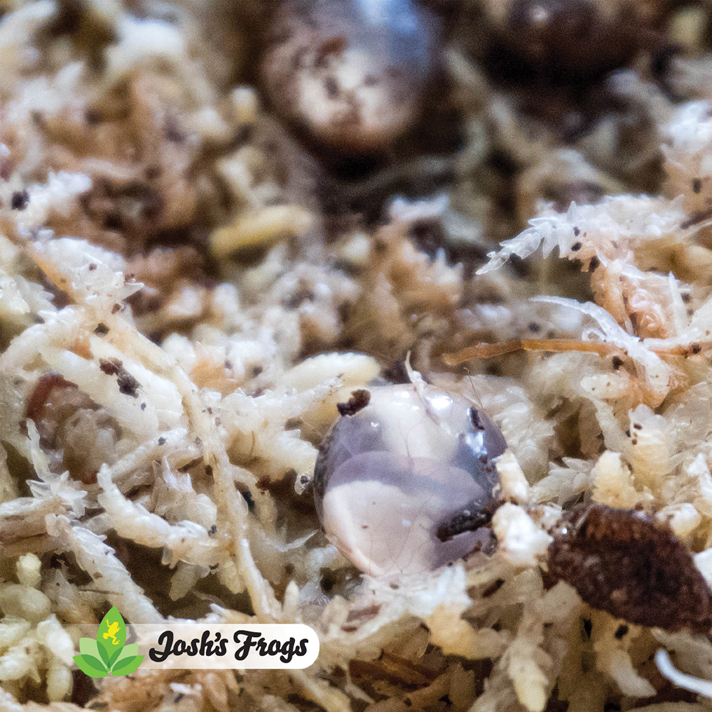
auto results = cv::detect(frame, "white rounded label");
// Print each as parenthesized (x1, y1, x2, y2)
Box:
(136, 624, 320, 669)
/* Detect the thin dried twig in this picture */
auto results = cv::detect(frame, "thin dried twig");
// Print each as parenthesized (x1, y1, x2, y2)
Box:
(443, 339, 620, 365)
(444, 337, 712, 366)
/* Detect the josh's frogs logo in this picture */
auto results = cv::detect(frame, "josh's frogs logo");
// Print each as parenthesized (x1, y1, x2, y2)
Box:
(74, 607, 144, 678)
(72, 617, 319, 675)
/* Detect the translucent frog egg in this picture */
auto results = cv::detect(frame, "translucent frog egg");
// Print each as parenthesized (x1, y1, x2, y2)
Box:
(314, 383, 507, 576)
(262, 0, 439, 153)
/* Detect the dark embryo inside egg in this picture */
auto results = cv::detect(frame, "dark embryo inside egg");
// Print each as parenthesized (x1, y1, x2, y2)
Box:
(314, 383, 507, 576)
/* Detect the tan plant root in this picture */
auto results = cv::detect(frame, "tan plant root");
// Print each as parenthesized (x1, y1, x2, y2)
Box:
(443, 338, 712, 366)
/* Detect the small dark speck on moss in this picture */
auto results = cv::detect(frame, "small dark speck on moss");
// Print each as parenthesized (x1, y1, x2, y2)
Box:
(11, 190, 29, 210)
(242, 490, 255, 512)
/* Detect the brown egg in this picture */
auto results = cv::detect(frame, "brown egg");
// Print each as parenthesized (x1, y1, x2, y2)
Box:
(261, 0, 440, 154)
(483, 0, 663, 80)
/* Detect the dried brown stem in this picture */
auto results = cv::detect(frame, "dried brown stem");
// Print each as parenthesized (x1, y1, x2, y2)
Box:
(443, 339, 617, 365)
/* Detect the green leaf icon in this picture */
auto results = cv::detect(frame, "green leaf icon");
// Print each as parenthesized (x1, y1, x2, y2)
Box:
(97, 607, 126, 670)
(110, 655, 144, 677)
(79, 637, 100, 658)
(74, 608, 143, 679)
(70, 607, 145, 679)
(115, 643, 139, 662)
(73, 654, 108, 678)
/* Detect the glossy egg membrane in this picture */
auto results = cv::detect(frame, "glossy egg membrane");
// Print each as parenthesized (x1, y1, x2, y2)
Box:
(314, 384, 507, 576)
(262, 0, 439, 153)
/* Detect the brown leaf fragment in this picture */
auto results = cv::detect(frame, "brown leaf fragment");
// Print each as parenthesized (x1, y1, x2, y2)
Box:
(99, 358, 140, 397)
(350, 652, 439, 688)
(25, 372, 78, 421)
(548, 503, 712, 632)
(336, 388, 370, 416)
(98, 357, 121, 376)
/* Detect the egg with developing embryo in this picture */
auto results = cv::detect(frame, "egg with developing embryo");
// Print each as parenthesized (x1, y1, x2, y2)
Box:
(314, 382, 507, 576)
(261, 0, 439, 153)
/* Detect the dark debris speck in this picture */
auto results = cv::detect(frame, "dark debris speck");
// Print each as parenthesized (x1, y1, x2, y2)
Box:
(470, 407, 485, 431)
(99, 358, 140, 398)
(10, 190, 29, 210)
(337, 389, 371, 417)
(614, 624, 629, 639)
